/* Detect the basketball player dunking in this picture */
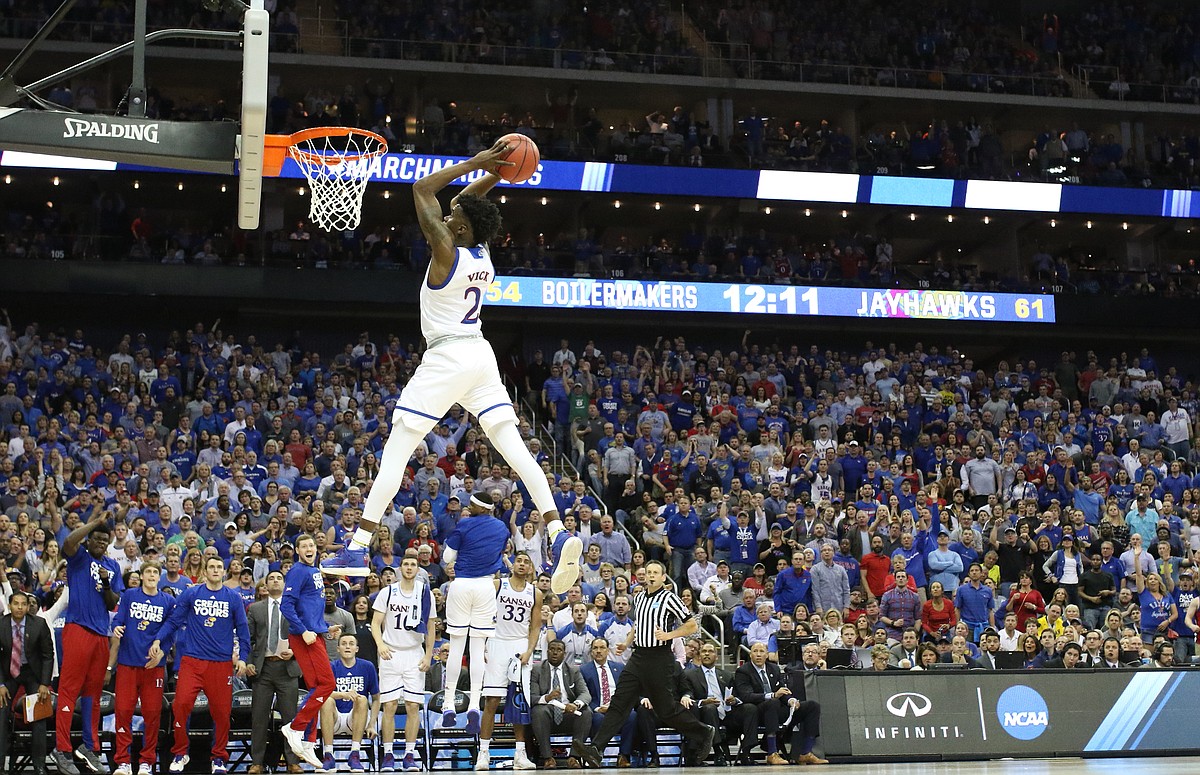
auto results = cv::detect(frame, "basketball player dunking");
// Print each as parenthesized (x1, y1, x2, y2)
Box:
(322, 139, 582, 596)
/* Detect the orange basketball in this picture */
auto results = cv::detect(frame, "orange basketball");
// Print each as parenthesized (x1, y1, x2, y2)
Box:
(497, 133, 540, 183)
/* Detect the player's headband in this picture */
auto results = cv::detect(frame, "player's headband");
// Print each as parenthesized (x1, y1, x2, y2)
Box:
(470, 493, 494, 510)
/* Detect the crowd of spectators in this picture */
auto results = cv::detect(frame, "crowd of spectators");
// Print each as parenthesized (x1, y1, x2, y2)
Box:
(689, 0, 1063, 96)
(1030, 3, 1200, 102)
(11, 0, 1200, 101)
(1, 312, 1199, 678)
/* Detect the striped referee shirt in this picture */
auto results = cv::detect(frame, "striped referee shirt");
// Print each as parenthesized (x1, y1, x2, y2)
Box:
(631, 586, 688, 649)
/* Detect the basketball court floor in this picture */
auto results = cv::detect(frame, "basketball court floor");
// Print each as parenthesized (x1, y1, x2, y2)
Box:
(493, 759, 1200, 775)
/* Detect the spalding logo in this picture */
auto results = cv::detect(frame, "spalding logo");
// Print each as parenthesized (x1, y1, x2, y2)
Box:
(995, 685, 1049, 740)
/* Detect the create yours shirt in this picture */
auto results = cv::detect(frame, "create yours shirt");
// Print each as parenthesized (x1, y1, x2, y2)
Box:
(66, 548, 124, 635)
(112, 588, 176, 666)
(157, 584, 250, 662)
(332, 657, 379, 713)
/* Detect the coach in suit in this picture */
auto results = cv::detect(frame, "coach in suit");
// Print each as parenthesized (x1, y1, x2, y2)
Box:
(530, 640, 593, 767)
(579, 638, 638, 768)
(779, 645, 827, 765)
(0, 591, 53, 775)
(680, 641, 757, 765)
(733, 641, 789, 765)
(245, 571, 301, 774)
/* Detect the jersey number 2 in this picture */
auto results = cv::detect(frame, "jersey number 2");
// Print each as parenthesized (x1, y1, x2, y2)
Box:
(462, 287, 482, 324)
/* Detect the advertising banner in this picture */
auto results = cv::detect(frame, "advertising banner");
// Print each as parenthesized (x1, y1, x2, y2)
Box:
(817, 670, 1200, 758)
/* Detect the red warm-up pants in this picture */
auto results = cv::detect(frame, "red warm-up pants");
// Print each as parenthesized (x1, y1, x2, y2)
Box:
(56, 623, 108, 753)
(114, 665, 165, 765)
(171, 656, 233, 760)
(287, 634, 335, 741)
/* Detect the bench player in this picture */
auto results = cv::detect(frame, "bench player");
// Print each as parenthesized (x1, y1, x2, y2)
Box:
(438, 492, 509, 734)
(321, 139, 583, 596)
(372, 555, 436, 772)
(477, 551, 542, 770)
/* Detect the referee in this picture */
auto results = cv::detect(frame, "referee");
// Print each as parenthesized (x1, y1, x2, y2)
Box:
(577, 561, 714, 767)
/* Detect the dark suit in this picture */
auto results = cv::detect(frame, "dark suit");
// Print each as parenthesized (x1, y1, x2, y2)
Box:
(779, 666, 822, 758)
(0, 614, 53, 773)
(971, 652, 999, 670)
(529, 660, 593, 761)
(734, 660, 788, 756)
(247, 597, 300, 768)
(889, 644, 921, 667)
(681, 664, 757, 758)
(580, 660, 639, 757)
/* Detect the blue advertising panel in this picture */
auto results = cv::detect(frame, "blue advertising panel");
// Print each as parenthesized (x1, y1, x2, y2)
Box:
(481, 276, 1056, 323)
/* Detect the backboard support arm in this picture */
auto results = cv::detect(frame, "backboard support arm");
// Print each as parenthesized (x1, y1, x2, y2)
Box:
(0, 0, 82, 105)
(17, 29, 242, 100)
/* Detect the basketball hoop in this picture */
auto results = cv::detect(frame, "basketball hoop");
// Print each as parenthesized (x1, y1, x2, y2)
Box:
(265, 127, 388, 232)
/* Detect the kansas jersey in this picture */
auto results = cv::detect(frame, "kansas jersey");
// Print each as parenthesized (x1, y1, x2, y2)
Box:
(444, 514, 510, 578)
(372, 579, 433, 650)
(494, 578, 535, 641)
(112, 587, 176, 667)
(331, 657, 379, 714)
(420, 244, 495, 342)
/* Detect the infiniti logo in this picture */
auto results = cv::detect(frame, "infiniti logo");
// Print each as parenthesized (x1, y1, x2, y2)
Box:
(885, 692, 932, 718)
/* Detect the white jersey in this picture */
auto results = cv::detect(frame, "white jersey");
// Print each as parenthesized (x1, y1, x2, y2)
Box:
(372, 579, 429, 650)
(420, 244, 495, 344)
(494, 577, 535, 641)
(811, 473, 834, 503)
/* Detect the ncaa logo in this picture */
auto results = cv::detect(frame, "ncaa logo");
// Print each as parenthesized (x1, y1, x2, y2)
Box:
(885, 692, 932, 718)
(996, 685, 1049, 740)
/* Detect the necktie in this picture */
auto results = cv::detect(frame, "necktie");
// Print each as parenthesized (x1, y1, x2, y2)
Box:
(550, 668, 564, 723)
(600, 665, 611, 706)
(759, 667, 771, 695)
(11, 621, 23, 678)
(706, 668, 726, 720)
(268, 600, 280, 654)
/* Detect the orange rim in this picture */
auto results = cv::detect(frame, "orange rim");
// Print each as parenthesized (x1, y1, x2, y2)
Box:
(263, 127, 389, 178)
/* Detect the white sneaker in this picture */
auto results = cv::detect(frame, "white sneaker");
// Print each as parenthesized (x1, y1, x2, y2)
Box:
(281, 723, 324, 769)
(139, 764, 154, 775)
(114, 764, 133, 775)
(513, 752, 538, 770)
(169, 755, 190, 774)
(474, 751, 490, 771)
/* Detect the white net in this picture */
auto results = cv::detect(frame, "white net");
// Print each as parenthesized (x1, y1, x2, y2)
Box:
(288, 130, 387, 232)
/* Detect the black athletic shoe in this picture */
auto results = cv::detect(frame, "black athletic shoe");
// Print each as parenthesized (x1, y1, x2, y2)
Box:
(575, 742, 602, 769)
(692, 725, 716, 766)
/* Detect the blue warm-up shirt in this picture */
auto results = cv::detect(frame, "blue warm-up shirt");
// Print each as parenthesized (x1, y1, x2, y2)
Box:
(66, 548, 124, 636)
(112, 587, 176, 667)
(332, 657, 379, 713)
(281, 560, 329, 635)
(444, 514, 509, 578)
(157, 584, 251, 663)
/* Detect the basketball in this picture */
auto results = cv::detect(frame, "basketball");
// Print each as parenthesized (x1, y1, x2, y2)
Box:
(496, 133, 540, 183)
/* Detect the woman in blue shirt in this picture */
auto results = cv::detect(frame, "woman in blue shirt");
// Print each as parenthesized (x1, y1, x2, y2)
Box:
(1134, 562, 1177, 644)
